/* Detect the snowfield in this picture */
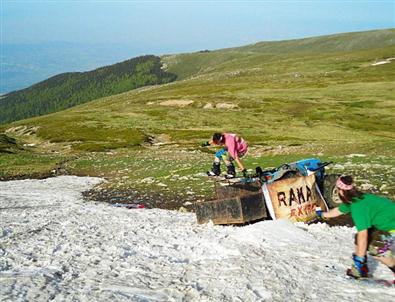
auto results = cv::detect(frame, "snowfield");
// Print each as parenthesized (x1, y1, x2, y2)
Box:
(0, 176, 393, 301)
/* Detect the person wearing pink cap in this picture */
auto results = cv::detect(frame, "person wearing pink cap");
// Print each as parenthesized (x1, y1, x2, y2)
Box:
(202, 132, 248, 178)
(316, 175, 395, 280)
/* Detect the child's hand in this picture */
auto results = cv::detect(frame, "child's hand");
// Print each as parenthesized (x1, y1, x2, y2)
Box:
(241, 169, 248, 178)
(315, 207, 326, 221)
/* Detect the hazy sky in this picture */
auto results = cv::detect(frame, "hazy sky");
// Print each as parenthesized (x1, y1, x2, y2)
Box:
(2, 0, 394, 54)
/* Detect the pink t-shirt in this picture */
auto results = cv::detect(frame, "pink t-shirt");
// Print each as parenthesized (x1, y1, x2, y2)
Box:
(223, 133, 248, 159)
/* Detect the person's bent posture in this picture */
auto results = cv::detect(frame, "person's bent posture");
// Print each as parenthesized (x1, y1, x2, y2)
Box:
(316, 175, 395, 279)
(202, 132, 248, 179)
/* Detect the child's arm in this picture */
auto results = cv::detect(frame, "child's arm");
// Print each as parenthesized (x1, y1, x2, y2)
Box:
(234, 157, 245, 171)
(201, 139, 214, 147)
(322, 207, 343, 219)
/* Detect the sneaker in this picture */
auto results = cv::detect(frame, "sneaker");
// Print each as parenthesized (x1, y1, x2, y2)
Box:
(210, 162, 221, 176)
(347, 254, 369, 279)
(225, 164, 236, 179)
(207, 171, 218, 177)
(346, 266, 369, 279)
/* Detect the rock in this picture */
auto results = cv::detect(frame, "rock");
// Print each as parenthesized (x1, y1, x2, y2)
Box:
(141, 177, 155, 184)
(178, 206, 188, 212)
(379, 184, 388, 191)
(216, 103, 238, 109)
(159, 100, 194, 107)
(360, 183, 376, 191)
(346, 154, 366, 158)
(195, 172, 208, 177)
(333, 164, 345, 170)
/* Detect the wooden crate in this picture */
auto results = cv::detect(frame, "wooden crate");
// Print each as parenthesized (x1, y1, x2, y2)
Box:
(196, 192, 267, 225)
(214, 179, 262, 199)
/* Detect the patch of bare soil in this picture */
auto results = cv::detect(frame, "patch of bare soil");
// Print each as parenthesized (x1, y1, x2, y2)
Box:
(159, 99, 194, 107)
(216, 103, 238, 109)
(82, 188, 197, 211)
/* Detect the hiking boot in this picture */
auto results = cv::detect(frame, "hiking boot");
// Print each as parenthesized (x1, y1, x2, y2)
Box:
(207, 162, 220, 176)
(226, 164, 236, 178)
(347, 267, 369, 279)
(347, 254, 369, 279)
(207, 171, 218, 177)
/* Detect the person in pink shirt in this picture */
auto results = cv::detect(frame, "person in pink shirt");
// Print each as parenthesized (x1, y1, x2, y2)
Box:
(202, 132, 248, 178)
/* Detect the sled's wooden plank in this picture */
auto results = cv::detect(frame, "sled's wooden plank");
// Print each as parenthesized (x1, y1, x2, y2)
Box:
(214, 178, 262, 199)
(196, 192, 267, 225)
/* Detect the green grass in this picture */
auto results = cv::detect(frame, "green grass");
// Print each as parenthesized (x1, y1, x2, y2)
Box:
(35, 119, 147, 151)
(0, 152, 66, 179)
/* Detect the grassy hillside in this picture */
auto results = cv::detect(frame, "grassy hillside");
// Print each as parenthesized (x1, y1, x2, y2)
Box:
(163, 28, 395, 80)
(1, 29, 394, 206)
(0, 55, 177, 124)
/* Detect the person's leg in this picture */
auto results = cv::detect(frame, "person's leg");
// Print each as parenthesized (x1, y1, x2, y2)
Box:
(210, 150, 236, 178)
(223, 154, 236, 178)
(348, 230, 372, 278)
(368, 230, 395, 273)
(207, 148, 226, 176)
(221, 153, 231, 166)
(373, 256, 395, 268)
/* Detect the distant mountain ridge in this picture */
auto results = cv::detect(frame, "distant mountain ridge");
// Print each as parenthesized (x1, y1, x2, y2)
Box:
(1, 42, 142, 94)
(1, 29, 394, 125)
(236, 28, 395, 53)
(0, 55, 176, 124)
(163, 28, 395, 80)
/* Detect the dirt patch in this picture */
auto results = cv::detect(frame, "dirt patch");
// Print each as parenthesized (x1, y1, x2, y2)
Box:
(6, 126, 40, 136)
(146, 134, 172, 146)
(82, 188, 196, 211)
(216, 103, 238, 109)
(159, 99, 194, 107)
(370, 57, 394, 66)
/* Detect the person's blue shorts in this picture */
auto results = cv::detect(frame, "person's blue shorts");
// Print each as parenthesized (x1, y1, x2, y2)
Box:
(215, 148, 232, 161)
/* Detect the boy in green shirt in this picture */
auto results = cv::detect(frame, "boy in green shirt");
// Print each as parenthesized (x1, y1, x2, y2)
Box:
(317, 175, 395, 279)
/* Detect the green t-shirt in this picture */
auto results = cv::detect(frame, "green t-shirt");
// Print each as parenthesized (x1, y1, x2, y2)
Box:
(338, 194, 395, 232)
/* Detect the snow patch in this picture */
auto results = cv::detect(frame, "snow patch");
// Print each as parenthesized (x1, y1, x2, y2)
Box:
(1, 176, 394, 301)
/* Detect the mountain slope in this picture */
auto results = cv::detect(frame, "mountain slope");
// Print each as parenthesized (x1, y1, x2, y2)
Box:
(163, 28, 395, 80)
(1, 29, 394, 154)
(0, 29, 394, 201)
(0, 55, 177, 124)
(237, 28, 395, 53)
(2, 29, 393, 125)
